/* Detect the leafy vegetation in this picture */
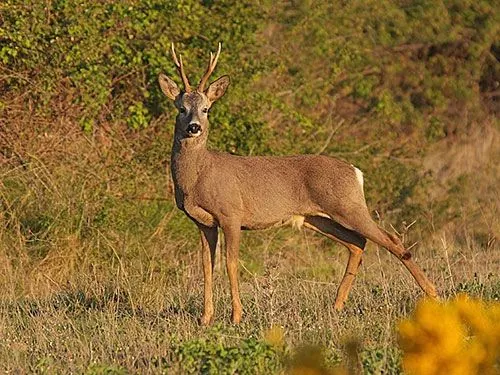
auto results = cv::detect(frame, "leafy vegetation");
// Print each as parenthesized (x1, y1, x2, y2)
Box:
(1, 0, 497, 229)
(399, 295, 500, 374)
(0, 0, 498, 373)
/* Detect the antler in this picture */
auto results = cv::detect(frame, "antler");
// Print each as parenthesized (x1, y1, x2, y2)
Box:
(171, 43, 192, 92)
(197, 42, 222, 92)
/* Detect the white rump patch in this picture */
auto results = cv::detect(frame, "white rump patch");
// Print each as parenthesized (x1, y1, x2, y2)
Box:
(290, 215, 305, 230)
(352, 165, 364, 190)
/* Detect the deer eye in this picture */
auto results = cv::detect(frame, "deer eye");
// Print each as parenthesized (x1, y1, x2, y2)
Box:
(202, 108, 209, 114)
(179, 107, 186, 114)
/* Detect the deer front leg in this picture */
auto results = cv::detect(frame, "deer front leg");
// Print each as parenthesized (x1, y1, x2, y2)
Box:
(198, 224, 218, 326)
(221, 223, 243, 324)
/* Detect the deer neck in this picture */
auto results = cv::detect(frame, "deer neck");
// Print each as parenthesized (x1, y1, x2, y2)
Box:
(171, 132, 210, 194)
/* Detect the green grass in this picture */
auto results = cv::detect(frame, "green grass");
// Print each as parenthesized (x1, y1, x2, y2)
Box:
(0, 188, 497, 373)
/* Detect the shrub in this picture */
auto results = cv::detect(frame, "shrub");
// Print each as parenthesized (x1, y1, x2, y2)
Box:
(398, 295, 500, 375)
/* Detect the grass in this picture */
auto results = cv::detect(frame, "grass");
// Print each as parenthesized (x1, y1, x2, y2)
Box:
(1, 122, 498, 373)
(1, 1, 498, 371)
(0, 201, 497, 373)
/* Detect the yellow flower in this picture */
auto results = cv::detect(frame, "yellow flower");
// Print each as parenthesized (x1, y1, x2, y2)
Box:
(264, 325, 285, 349)
(398, 294, 500, 375)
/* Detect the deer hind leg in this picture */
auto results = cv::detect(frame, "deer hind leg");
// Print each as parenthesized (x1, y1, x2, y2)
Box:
(334, 245, 363, 310)
(335, 208, 438, 299)
(198, 224, 218, 326)
(303, 215, 366, 310)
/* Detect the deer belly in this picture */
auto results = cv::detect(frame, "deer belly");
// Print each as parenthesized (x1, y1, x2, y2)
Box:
(240, 214, 305, 231)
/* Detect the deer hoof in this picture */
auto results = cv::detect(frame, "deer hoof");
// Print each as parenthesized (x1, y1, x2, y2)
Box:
(427, 286, 439, 299)
(334, 301, 345, 311)
(199, 314, 213, 326)
(231, 311, 242, 324)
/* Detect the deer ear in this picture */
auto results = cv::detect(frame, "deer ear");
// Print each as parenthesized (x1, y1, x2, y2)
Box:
(158, 73, 180, 100)
(205, 75, 230, 102)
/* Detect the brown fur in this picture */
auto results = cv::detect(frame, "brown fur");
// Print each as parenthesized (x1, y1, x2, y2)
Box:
(159, 45, 438, 325)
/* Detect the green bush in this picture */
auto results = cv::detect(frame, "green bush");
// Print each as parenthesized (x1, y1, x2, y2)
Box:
(1, 0, 497, 255)
(0, 0, 270, 153)
(170, 333, 281, 374)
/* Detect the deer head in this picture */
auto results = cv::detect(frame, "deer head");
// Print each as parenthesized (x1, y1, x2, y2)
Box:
(158, 43, 230, 141)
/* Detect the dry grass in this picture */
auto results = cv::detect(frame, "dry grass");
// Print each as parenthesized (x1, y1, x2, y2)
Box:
(0, 211, 497, 373)
(1, 120, 498, 373)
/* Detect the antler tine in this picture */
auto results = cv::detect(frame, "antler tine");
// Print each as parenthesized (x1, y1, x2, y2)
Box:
(170, 42, 180, 67)
(212, 42, 221, 69)
(170, 42, 192, 92)
(198, 42, 222, 92)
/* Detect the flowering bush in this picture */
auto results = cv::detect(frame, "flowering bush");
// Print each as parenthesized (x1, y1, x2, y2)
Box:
(398, 295, 500, 375)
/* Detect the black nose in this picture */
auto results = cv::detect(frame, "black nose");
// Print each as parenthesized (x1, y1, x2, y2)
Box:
(187, 123, 201, 134)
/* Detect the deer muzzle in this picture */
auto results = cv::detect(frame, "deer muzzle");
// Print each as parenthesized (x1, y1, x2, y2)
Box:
(186, 123, 202, 137)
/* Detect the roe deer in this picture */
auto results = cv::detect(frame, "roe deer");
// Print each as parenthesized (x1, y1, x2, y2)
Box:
(158, 43, 438, 325)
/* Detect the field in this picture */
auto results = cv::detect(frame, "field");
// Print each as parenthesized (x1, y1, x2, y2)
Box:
(1, 0, 499, 373)
(0, 215, 498, 374)
(0, 126, 498, 372)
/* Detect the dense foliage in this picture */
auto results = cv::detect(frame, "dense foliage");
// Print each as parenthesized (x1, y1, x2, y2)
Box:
(0, 2, 498, 371)
(1, 0, 497, 233)
(0, 0, 268, 149)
